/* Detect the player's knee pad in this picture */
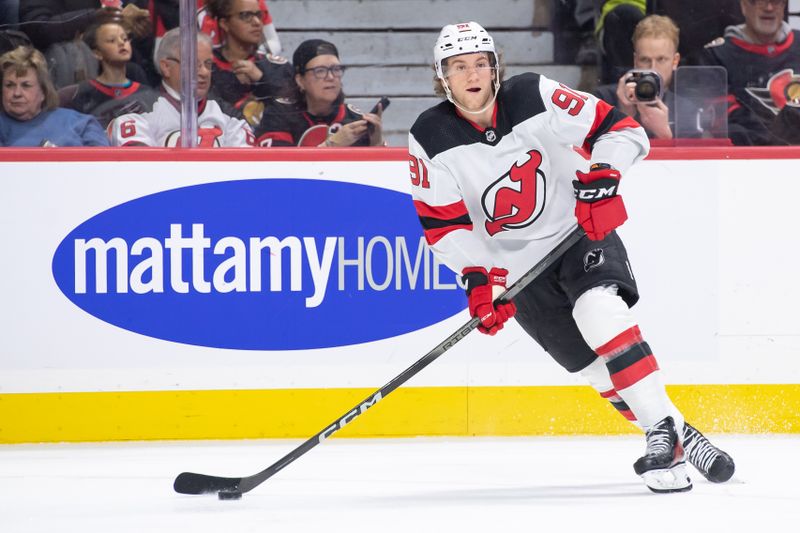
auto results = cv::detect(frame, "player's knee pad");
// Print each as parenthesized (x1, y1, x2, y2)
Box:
(572, 284, 637, 350)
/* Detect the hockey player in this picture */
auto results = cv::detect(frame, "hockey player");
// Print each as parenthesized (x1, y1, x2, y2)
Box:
(408, 21, 734, 493)
(109, 28, 253, 147)
(254, 39, 385, 147)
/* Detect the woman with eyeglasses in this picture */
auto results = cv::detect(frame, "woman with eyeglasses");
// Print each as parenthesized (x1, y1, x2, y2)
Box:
(203, 0, 293, 126)
(254, 39, 385, 147)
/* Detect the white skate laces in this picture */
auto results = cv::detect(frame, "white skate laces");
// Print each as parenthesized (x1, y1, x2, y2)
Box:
(683, 423, 736, 483)
(634, 417, 693, 494)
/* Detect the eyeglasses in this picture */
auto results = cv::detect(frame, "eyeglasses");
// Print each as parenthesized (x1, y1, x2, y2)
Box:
(231, 10, 263, 22)
(745, 0, 786, 7)
(304, 65, 346, 79)
(165, 57, 214, 71)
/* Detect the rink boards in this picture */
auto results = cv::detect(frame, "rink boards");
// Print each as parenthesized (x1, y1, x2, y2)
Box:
(1, 147, 799, 443)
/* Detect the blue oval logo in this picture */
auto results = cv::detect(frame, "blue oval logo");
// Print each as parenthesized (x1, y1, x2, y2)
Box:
(51, 179, 465, 350)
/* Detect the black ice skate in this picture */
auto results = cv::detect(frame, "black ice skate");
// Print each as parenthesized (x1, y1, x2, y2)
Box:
(683, 423, 735, 483)
(633, 416, 692, 493)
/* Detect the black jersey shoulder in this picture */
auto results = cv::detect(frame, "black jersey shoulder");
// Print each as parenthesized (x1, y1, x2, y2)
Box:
(498, 72, 547, 127)
(410, 72, 547, 159)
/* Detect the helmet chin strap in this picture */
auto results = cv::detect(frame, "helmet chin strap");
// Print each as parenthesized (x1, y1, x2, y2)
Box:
(442, 75, 500, 116)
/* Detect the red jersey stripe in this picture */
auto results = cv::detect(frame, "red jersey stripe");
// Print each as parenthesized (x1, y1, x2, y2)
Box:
(424, 223, 473, 245)
(413, 199, 470, 220)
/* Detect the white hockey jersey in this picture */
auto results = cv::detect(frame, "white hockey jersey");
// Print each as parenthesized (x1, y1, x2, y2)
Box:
(408, 72, 649, 285)
(108, 85, 254, 147)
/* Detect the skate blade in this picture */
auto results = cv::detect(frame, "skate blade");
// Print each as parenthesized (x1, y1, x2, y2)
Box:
(640, 463, 693, 494)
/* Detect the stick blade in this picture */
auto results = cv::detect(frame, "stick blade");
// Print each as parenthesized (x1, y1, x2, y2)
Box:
(174, 472, 242, 495)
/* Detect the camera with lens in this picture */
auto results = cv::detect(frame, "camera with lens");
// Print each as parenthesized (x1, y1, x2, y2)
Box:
(625, 69, 663, 103)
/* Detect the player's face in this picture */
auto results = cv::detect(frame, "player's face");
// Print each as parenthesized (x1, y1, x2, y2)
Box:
(220, 0, 263, 47)
(2, 68, 45, 121)
(296, 54, 343, 108)
(741, 0, 786, 43)
(633, 37, 679, 87)
(443, 53, 495, 112)
(94, 23, 132, 64)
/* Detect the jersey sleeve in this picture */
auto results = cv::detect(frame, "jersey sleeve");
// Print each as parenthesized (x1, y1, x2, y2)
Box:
(223, 116, 256, 147)
(539, 75, 649, 173)
(108, 112, 154, 146)
(255, 104, 296, 146)
(408, 133, 498, 276)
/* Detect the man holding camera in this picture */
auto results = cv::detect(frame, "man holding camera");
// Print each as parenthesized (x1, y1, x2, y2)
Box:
(594, 15, 680, 140)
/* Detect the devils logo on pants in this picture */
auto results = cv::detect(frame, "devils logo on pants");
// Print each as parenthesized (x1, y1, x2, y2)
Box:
(482, 149, 546, 236)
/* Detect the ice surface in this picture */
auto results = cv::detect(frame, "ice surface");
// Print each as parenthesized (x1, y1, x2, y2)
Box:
(1, 435, 797, 532)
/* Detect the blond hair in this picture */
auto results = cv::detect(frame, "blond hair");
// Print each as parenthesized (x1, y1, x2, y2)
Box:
(0, 46, 59, 112)
(632, 15, 680, 50)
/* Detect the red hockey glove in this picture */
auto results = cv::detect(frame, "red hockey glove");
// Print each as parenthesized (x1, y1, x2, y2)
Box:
(573, 163, 627, 241)
(462, 267, 517, 336)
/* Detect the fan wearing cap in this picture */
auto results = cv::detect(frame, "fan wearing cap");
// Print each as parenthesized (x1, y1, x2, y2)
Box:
(408, 21, 734, 494)
(254, 39, 385, 146)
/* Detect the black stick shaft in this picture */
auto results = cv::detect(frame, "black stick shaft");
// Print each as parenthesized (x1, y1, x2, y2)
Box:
(174, 226, 585, 496)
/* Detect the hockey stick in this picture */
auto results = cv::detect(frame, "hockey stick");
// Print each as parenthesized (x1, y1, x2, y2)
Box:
(174, 226, 586, 498)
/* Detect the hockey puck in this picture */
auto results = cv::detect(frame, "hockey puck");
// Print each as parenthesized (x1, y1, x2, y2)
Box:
(218, 490, 242, 500)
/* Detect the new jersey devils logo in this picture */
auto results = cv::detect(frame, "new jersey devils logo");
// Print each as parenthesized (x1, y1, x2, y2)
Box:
(482, 150, 546, 236)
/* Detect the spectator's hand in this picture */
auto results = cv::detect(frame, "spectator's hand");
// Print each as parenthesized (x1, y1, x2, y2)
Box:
(232, 60, 263, 84)
(615, 74, 637, 117)
(364, 104, 385, 146)
(121, 3, 151, 39)
(326, 121, 369, 146)
(636, 98, 672, 140)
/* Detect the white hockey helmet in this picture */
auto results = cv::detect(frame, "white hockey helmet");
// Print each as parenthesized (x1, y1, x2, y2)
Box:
(434, 21, 496, 80)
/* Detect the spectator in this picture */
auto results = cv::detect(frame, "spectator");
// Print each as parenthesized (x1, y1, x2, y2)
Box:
(108, 28, 253, 147)
(198, 0, 282, 57)
(594, 15, 679, 139)
(0, 46, 108, 146)
(18, 1, 164, 88)
(698, 0, 800, 145)
(255, 39, 385, 147)
(203, 0, 293, 126)
(61, 18, 157, 128)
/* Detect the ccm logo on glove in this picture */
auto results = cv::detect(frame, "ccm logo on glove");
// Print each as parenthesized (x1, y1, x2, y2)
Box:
(573, 163, 627, 241)
(462, 267, 517, 336)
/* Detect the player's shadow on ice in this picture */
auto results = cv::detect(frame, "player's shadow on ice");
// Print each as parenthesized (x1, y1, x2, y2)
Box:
(372, 482, 651, 505)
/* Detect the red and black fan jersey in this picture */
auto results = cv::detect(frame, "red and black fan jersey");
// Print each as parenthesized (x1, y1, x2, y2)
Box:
(699, 30, 800, 144)
(66, 79, 159, 128)
(210, 48, 293, 123)
(255, 98, 370, 146)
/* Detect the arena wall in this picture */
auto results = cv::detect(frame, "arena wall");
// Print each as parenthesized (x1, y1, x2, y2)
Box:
(1, 147, 798, 443)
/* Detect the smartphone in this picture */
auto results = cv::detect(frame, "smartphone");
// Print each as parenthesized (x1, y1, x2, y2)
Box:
(367, 97, 390, 135)
(369, 96, 390, 114)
